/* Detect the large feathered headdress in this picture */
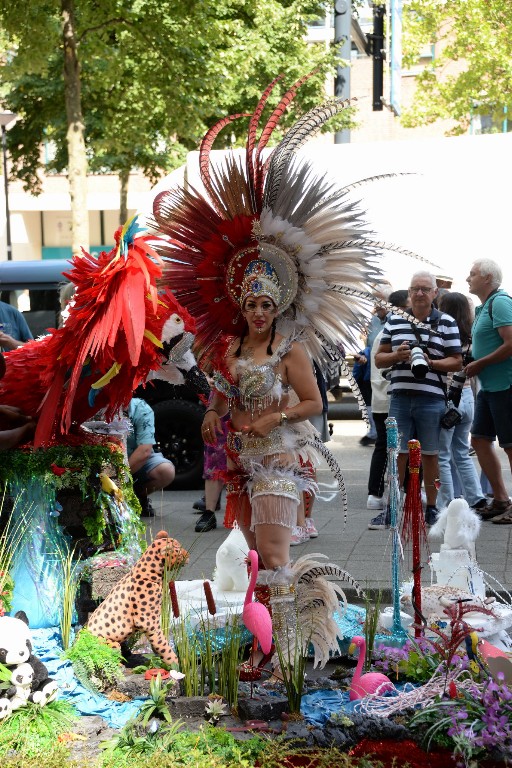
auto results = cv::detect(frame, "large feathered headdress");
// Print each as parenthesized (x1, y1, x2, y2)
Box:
(151, 74, 425, 365)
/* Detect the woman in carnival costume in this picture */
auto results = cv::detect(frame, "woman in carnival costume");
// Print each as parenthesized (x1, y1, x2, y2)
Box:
(151, 74, 424, 670)
(206, 261, 323, 561)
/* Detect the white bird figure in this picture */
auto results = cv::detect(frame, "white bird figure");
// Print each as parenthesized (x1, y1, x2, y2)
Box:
(213, 526, 249, 592)
(429, 498, 481, 560)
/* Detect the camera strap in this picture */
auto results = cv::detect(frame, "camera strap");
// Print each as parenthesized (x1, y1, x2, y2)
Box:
(408, 308, 441, 347)
(409, 310, 448, 405)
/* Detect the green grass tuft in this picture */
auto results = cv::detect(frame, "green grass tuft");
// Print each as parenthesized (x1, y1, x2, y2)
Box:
(0, 699, 77, 759)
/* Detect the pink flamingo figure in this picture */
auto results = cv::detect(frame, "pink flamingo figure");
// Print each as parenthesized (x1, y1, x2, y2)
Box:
(242, 550, 272, 655)
(348, 636, 394, 701)
(477, 637, 512, 685)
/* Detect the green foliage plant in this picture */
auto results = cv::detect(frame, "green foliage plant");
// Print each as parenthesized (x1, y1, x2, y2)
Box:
(0, 750, 85, 768)
(0, 699, 77, 759)
(62, 628, 124, 693)
(0, 445, 144, 549)
(198, 615, 218, 698)
(204, 696, 227, 726)
(214, 613, 245, 710)
(172, 615, 201, 697)
(363, 588, 382, 673)
(160, 550, 188, 646)
(56, 542, 81, 650)
(0, 445, 126, 494)
(0, 489, 29, 615)
(100, 718, 185, 759)
(172, 608, 245, 706)
(136, 673, 176, 726)
(131, 654, 174, 675)
(274, 624, 309, 716)
(100, 721, 266, 767)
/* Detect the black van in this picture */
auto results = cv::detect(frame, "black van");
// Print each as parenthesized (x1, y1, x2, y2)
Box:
(0, 259, 68, 337)
(0, 260, 205, 489)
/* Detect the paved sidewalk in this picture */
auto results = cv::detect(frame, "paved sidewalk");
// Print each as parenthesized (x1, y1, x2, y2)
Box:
(144, 416, 512, 605)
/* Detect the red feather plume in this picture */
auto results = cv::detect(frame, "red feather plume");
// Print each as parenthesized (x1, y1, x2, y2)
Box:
(199, 113, 251, 216)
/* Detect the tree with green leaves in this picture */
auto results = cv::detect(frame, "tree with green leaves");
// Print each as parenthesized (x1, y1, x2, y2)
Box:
(401, 0, 512, 135)
(0, 1, 349, 253)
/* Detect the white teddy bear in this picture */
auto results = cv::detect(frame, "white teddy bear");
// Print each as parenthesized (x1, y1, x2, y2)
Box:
(9, 662, 34, 710)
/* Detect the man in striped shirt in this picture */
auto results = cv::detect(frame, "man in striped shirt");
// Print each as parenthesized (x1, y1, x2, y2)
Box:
(375, 271, 463, 526)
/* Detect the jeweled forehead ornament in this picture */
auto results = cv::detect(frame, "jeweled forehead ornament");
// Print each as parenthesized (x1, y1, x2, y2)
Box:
(239, 259, 281, 310)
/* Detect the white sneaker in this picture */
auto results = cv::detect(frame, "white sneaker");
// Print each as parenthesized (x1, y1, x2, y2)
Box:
(367, 495, 384, 510)
(290, 526, 310, 546)
(305, 518, 319, 538)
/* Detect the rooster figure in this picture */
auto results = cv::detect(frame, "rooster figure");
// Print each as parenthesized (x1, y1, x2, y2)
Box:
(0, 217, 199, 447)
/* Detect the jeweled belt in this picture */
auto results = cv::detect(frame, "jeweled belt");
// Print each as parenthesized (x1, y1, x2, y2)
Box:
(227, 427, 285, 456)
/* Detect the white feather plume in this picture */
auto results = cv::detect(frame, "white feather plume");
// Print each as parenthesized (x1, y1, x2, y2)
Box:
(283, 553, 365, 669)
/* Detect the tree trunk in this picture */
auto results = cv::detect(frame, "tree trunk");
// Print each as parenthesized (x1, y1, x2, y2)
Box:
(119, 168, 129, 225)
(61, 0, 89, 256)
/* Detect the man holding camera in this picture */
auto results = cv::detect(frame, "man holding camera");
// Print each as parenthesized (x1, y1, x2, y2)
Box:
(466, 259, 512, 523)
(375, 271, 462, 526)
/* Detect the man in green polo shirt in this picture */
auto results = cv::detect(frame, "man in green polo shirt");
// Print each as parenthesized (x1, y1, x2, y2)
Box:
(466, 258, 512, 523)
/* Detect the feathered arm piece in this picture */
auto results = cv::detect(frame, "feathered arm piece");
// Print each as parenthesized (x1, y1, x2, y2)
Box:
(328, 284, 443, 333)
(320, 239, 439, 269)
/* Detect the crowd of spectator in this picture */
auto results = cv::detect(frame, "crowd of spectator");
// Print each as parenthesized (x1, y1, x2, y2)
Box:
(2, 261, 512, 536)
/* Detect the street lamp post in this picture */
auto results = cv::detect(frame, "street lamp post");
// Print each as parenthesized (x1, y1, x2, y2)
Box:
(0, 111, 18, 261)
(334, 0, 352, 144)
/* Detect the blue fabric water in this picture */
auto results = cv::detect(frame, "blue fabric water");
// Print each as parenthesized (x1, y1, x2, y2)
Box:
(301, 689, 354, 725)
(31, 627, 144, 729)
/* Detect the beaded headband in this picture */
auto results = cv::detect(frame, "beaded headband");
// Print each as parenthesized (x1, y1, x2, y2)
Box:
(240, 260, 281, 309)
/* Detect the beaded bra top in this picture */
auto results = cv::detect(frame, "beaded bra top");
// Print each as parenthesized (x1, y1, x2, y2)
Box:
(212, 337, 293, 416)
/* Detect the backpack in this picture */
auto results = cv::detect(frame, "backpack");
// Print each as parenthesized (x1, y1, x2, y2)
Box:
(487, 291, 512, 321)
